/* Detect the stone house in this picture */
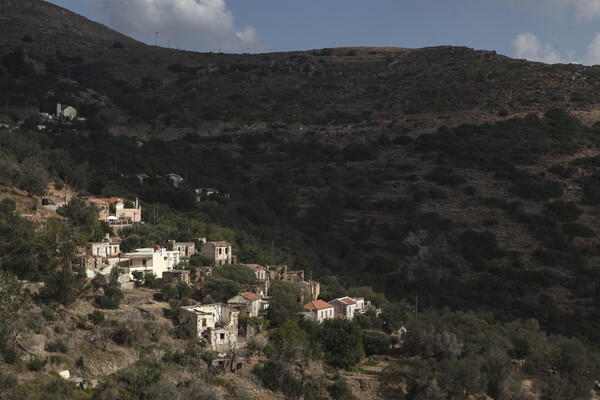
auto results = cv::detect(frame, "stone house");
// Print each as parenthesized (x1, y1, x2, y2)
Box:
(86, 234, 120, 258)
(227, 292, 262, 318)
(329, 297, 358, 320)
(89, 197, 142, 226)
(240, 264, 267, 281)
(161, 240, 196, 258)
(162, 270, 191, 285)
(303, 300, 335, 324)
(84, 235, 127, 277)
(201, 241, 232, 266)
(180, 304, 240, 352)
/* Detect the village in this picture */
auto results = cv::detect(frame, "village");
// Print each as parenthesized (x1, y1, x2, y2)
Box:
(78, 195, 372, 357)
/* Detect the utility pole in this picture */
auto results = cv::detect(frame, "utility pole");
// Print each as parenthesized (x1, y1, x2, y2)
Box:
(64, 176, 68, 205)
(155, 31, 159, 46)
(415, 295, 418, 320)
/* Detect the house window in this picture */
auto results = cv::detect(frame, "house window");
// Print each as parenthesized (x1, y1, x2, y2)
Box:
(225, 247, 229, 254)
(202, 319, 206, 327)
(218, 248, 222, 255)
(220, 333, 225, 340)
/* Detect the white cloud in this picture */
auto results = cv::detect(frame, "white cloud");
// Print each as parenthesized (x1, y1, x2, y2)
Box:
(585, 33, 600, 64)
(509, 0, 600, 19)
(513, 31, 600, 65)
(513, 32, 566, 63)
(86, 0, 264, 53)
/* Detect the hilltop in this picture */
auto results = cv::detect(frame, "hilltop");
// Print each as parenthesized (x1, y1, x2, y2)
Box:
(3, 1, 600, 140)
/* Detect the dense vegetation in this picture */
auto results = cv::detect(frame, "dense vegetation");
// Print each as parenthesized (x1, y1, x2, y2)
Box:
(0, 108, 598, 396)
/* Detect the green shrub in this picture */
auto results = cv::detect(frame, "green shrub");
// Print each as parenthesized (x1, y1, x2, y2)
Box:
(112, 327, 134, 346)
(88, 310, 105, 325)
(328, 376, 357, 400)
(546, 200, 582, 222)
(362, 330, 391, 356)
(459, 230, 504, 264)
(563, 222, 596, 238)
(27, 356, 44, 371)
(46, 341, 68, 354)
(0, 372, 17, 390)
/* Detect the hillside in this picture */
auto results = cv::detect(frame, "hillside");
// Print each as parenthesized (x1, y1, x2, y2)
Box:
(1, 0, 600, 333)
(1, 1, 600, 398)
(3, 1, 600, 139)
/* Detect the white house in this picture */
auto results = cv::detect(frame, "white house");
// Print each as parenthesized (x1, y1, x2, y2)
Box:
(123, 246, 180, 279)
(179, 304, 240, 352)
(329, 297, 358, 320)
(201, 241, 232, 266)
(303, 300, 335, 324)
(227, 292, 262, 318)
(353, 297, 366, 313)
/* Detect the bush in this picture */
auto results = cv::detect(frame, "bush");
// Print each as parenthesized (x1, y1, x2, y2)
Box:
(546, 200, 582, 222)
(362, 330, 391, 356)
(112, 327, 134, 346)
(328, 376, 357, 400)
(343, 142, 378, 162)
(88, 310, 105, 325)
(459, 230, 504, 264)
(509, 169, 562, 200)
(0, 372, 17, 390)
(46, 341, 68, 353)
(27, 356, 44, 371)
(563, 222, 596, 238)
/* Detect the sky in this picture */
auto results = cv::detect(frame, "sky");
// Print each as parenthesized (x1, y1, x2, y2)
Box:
(46, 0, 600, 65)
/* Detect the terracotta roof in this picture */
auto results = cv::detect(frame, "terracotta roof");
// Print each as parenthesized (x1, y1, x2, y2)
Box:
(207, 241, 231, 247)
(303, 300, 333, 311)
(241, 292, 261, 302)
(338, 297, 357, 305)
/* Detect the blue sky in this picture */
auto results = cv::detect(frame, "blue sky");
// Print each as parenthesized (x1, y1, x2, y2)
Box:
(46, 0, 600, 64)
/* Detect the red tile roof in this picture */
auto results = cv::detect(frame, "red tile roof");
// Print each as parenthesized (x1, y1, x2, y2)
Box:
(303, 300, 333, 311)
(241, 292, 261, 302)
(339, 297, 357, 305)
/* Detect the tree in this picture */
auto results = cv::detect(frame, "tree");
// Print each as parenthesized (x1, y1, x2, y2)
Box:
(213, 264, 257, 285)
(0, 270, 30, 355)
(268, 319, 309, 361)
(97, 267, 123, 309)
(57, 197, 107, 241)
(362, 330, 391, 356)
(268, 281, 301, 326)
(201, 277, 239, 303)
(380, 302, 410, 331)
(320, 319, 364, 370)
(0, 198, 39, 279)
(40, 267, 87, 305)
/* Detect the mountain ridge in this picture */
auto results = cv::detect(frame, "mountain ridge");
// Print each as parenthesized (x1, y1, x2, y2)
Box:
(3, 1, 600, 140)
